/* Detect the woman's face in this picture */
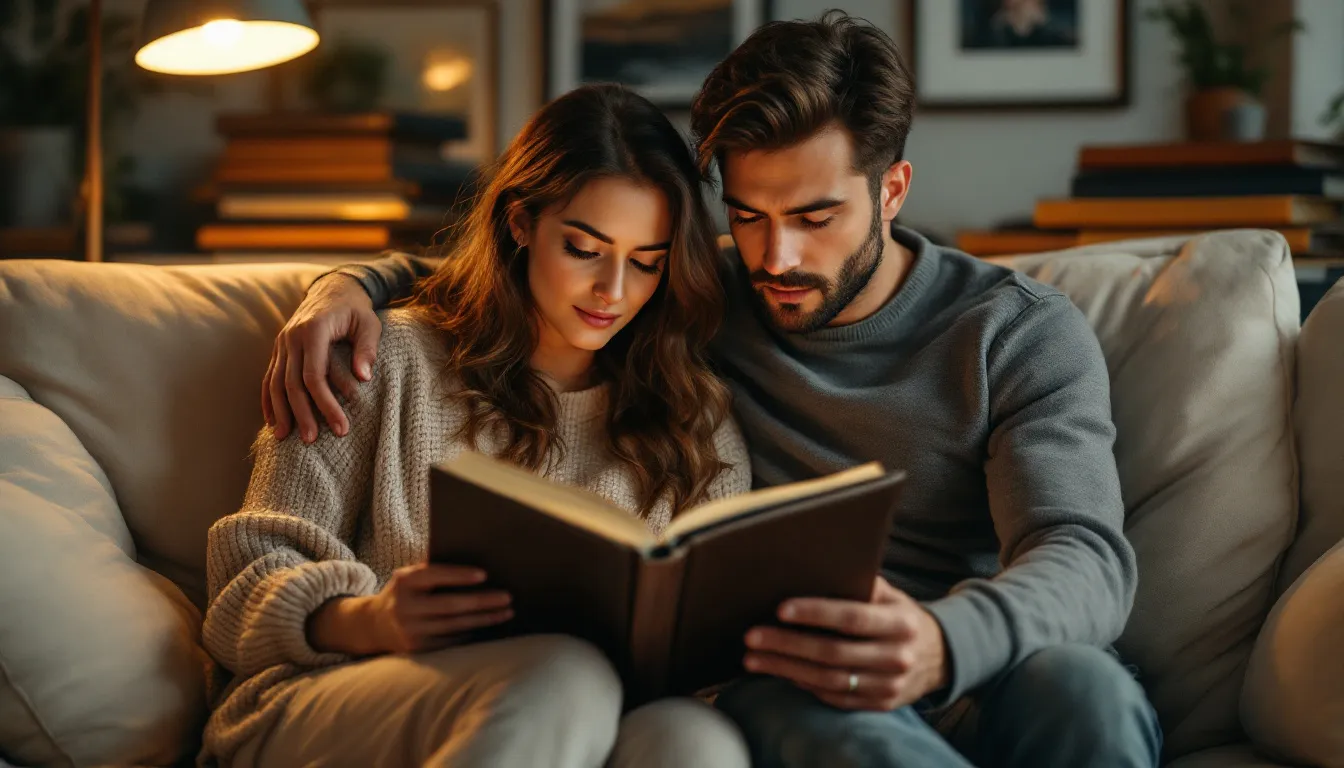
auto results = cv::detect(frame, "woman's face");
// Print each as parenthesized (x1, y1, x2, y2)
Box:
(515, 176, 672, 354)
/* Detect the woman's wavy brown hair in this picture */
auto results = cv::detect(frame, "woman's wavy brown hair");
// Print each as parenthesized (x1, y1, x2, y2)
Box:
(410, 84, 733, 517)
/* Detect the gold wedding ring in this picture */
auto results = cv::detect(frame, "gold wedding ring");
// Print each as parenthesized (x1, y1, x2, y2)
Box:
(847, 673, 859, 693)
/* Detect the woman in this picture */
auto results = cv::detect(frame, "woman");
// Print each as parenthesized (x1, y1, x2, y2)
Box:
(201, 85, 751, 768)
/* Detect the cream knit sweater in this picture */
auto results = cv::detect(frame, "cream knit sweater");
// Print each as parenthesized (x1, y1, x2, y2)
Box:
(199, 309, 750, 766)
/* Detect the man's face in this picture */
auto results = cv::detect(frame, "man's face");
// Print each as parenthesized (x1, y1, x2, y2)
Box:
(722, 127, 885, 333)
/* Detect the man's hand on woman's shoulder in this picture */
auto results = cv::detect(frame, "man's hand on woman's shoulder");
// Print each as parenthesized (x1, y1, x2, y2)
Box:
(264, 273, 384, 443)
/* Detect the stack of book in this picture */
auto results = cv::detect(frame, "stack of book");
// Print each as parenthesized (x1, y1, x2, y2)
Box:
(196, 112, 478, 255)
(958, 140, 1344, 260)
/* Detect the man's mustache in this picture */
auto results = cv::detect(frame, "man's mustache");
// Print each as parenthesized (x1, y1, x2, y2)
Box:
(749, 269, 829, 291)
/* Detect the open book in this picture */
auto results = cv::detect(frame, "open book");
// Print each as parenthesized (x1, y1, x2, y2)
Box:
(429, 452, 904, 702)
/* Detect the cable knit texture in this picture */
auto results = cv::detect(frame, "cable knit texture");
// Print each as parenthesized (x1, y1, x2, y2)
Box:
(199, 309, 750, 766)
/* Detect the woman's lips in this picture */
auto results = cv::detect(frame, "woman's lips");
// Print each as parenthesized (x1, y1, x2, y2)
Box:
(574, 306, 620, 328)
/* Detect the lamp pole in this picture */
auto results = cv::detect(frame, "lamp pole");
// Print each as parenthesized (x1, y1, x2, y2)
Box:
(84, 0, 103, 262)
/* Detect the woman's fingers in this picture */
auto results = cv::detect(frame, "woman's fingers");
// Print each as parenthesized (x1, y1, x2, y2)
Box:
(397, 563, 488, 590)
(412, 608, 516, 639)
(413, 589, 512, 618)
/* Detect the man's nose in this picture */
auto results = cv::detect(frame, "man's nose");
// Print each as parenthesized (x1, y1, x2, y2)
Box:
(761, 224, 803, 276)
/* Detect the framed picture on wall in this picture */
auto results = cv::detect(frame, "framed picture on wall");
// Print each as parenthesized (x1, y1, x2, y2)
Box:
(906, 0, 1130, 109)
(544, 0, 773, 109)
(286, 0, 500, 160)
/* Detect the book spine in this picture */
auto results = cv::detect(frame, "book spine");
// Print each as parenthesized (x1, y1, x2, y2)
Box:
(1033, 196, 1331, 228)
(626, 549, 687, 706)
(1070, 173, 1332, 199)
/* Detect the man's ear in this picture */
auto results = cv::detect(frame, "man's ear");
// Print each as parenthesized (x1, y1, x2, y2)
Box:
(878, 161, 913, 224)
(506, 202, 533, 247)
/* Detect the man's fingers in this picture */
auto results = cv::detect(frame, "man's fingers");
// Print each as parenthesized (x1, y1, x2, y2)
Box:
(302, 339, 348, 437)
(745, 627, 908, 673)
(270, 343, 293, 439)
(778, 598, 915, 639)
(329, 355, 362, 404)
(744, 651, 873, 694)
(351, 315, 382, 382)
(284, 341, 320, 443)
(261, 342, 278, 428)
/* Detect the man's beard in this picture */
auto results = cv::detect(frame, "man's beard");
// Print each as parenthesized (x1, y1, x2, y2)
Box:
(749, 200, 885, 334)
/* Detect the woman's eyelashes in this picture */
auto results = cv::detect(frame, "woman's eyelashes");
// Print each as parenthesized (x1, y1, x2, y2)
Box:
(563, 240, 599, 260)
(564, 239, 663, 275)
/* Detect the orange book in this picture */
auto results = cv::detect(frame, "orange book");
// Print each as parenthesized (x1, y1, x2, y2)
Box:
(1034, 196, 1340, 229)
(956, 230, 1079, 256)
(1079, 140, 1344, 170)
(222, 137, 444, 166)
(197, 223, 414, 251)
(1076, 227, 1342, 253)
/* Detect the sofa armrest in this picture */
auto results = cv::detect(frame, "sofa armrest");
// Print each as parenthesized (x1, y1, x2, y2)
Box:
(1280, 277, 1344, 592)
(1242, 538, 1344, 766)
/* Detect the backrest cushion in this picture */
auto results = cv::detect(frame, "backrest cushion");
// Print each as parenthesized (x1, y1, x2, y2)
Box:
(991, 230, 1300, 758)
(0, 375, 208, 766)
(0, 260, 326, 608)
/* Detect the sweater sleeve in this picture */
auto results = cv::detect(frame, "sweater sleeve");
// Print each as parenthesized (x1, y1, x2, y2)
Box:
(705, 414, 752, 501)
(923, 293, 1137, 704)
(202, 349, 384, 678)
(318, 251, 437, 309)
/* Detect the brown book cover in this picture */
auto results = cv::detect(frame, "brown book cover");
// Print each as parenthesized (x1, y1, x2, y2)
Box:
(428, 453, 904, 703)
(1034, 196, 1340, 229)
(1078, 140, 1344, 171)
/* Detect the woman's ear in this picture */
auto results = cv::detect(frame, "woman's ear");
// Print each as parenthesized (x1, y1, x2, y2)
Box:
(506, 203, 533, 248)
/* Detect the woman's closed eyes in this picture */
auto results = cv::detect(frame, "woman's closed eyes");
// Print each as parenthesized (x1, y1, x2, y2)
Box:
(563, 239, 664, 275)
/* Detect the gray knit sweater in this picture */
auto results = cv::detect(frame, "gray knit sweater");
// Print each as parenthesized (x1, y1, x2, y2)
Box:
(199, 309, 750, 765)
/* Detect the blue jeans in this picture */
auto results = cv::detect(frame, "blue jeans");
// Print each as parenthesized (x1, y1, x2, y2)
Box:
(715, 644, 1161, 768)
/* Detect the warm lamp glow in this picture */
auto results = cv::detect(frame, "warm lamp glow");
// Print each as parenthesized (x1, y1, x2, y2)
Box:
(423, 57, 473, 93)
(135, 19, 318, 75)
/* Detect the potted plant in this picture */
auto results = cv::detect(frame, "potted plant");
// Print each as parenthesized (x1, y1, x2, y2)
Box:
(0, 2, 139, 227)
(1147, 1, 1302, 142)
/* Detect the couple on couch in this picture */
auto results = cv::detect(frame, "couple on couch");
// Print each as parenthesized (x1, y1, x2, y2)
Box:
(202, 12, 1161, 768)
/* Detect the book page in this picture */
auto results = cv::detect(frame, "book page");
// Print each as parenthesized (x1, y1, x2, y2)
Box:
(437, 452, 657, 550)
(662, 462, 887, 543)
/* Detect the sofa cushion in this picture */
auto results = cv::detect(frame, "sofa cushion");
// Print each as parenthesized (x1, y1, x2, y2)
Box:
(991, 230, 1300, 759)
(1242, 538, 1344, 767)
(0, 375, 209, 766)
(1280, 277, 1344, 593)
(0, 260, 326, 608)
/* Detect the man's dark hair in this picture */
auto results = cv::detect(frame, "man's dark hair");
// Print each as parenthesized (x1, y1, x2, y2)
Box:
(690, 10, 916, 184)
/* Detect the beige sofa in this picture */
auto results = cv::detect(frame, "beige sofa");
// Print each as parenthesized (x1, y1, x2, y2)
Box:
(1, 230, 1341, 768)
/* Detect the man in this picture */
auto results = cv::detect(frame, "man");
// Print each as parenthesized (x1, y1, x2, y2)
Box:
(263, 12, 1160, 768)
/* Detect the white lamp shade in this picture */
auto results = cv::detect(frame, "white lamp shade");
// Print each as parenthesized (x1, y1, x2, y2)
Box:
(134, 0, 319, 75)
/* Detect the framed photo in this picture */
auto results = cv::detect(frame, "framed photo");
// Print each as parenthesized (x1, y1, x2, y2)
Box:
(298, 0, 500, 160)
(544, 0, 773, 108)
(906, 0, 1129, 110)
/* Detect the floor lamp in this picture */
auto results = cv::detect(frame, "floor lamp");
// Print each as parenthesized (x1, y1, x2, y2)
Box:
(83, 0, 319, 262)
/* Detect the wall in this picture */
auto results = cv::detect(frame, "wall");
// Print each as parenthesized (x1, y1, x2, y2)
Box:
(789, 0, 1186, 239)
(1291, 0, 1344, 140)
(110, 0, 1333, 239)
